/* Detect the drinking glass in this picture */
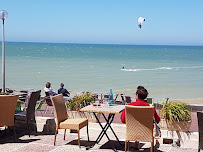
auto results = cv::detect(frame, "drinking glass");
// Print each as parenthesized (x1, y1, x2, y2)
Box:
(95, 101, 99, 107)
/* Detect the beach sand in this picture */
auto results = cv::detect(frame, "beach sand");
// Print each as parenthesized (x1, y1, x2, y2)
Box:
(173, 98, 203, 105)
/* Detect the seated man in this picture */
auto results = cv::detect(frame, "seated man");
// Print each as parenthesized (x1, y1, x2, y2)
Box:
(120, 86, 160, 124)
(58, 83, 70, 97)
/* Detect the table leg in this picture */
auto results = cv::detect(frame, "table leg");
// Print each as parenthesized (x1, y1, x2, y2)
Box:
(93, 112, 111, 143)
(101, 113, 122, 145)
(93, 112, 121, 144)
(96, 114, 115, 143)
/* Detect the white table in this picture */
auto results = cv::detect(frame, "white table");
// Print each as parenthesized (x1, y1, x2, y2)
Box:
(80, 104, 125, 145)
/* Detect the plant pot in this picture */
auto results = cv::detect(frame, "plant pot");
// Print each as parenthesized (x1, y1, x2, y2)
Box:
(159, 119, 191, 132)
(166, 120, 191, 132)
(158, 119, 168, 130)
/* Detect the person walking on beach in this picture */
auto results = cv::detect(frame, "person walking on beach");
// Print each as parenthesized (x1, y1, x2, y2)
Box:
(58, 83, 70, 97)
(44, 82, 57, 96)
(120, 86, 160, 124)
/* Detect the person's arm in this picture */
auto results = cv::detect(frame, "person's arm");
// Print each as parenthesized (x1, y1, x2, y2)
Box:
(65, 89, 70, 94)
(120, 102, 137, 123)
(49, 88, 56, 96)
(120, 109, 126, 123)
(154, 108, 160, 124)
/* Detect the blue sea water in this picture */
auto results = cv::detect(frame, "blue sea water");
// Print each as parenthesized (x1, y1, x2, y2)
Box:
(1, 42, 203, 100)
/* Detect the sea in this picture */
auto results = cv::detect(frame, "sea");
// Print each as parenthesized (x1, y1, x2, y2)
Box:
(1, 42, 203, 101)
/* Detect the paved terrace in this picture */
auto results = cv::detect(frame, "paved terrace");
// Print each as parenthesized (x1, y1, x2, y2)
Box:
(35, 103, 202, 132)
(0, 103, 202, 152)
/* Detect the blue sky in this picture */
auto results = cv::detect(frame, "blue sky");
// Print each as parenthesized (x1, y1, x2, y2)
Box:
(0, 0, 203, 45)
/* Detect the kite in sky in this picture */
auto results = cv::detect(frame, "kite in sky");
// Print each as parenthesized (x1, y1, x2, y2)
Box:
(138, 17, 145, 29)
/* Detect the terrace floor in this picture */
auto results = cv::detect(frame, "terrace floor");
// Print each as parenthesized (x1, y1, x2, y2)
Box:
(1, 102, 202, 152)
(0, 116, 199, 152)
(35, 103, 201, 132)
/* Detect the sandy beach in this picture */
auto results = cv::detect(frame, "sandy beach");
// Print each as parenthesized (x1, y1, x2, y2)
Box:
(178, 98, 203, 105)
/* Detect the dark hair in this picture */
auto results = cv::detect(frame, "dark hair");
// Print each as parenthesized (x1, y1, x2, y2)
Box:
(46, 82, 51, 88)
(60, 83, 64, 87)
(136, 86, 148, 100)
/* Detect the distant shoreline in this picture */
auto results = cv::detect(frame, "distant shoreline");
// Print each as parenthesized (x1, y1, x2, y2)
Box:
(4, 41, 203, 47)
(175, 98, 203, 105)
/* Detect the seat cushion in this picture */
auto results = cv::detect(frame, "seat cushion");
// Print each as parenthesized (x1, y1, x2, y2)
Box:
(59, 118, 88, 130)
(15, 111, 27, 121)
(15, 111, 36, 123)
(15, 114, 27, 121)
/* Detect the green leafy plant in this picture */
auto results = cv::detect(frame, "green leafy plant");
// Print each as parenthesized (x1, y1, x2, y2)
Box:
(160, 100, 191, 122)
(66, 92, 97, 111)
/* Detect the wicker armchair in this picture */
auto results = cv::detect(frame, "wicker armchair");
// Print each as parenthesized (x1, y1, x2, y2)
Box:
(51, 94, 89, 147)
(0, 95, 19, 141)
(197, 111, 203, 152)
(125, 96, 132, 104)
(45, 92, 54, 115)
(15, 90, 41, 136)
(125, 105, 154, 152)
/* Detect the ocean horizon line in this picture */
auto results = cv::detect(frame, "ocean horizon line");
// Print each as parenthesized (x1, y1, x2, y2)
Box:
(1, 41, 203, 47)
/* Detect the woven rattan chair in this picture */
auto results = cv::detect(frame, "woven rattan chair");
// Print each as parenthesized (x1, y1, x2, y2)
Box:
(197, 111, 203, 152)
(0, 95, 19, 141)
(125, 105, 154, 152)
(125, 96, 132, 104)
(15, 90, 41, 137)
(51, 94, 89, 147)
(45, 92, 54, 115)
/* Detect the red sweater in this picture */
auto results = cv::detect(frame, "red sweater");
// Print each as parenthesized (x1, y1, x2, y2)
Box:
(120, 99, 160, 124)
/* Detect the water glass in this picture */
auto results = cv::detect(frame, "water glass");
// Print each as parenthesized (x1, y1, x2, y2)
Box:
(95, 101, 99, 107)
(103, 100, 108, 107)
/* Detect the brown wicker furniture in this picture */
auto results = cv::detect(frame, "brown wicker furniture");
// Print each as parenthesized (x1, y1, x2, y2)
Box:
(51, 94, 89, 147)
(80, 104, 125, 144)
(15, 90, 41, 137)
(19, 90, 28, 103)
(0, 95, 19, 141)
(45, 92, 54, 115)
(197, 111, 203, 152)
(125, 105, 154, 152)
(125, 96, 132, 104)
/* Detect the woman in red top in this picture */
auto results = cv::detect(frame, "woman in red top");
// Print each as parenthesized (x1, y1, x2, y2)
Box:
(120, 86, 160, 124)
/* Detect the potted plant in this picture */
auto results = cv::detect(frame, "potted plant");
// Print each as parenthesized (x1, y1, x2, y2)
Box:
(160, 100, 191, 132)
(66, 92, 98, 122)
(66, 92, 96, 111)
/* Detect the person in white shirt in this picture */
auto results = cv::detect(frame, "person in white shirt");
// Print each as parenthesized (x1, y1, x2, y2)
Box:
(44, 82, 57, 96)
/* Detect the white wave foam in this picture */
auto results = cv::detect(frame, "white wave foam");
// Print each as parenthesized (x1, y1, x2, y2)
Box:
(121, 65, 203, 72)
(157, 67, 173, 70)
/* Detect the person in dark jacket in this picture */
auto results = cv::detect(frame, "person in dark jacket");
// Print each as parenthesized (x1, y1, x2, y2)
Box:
(58, 83, 70, 96)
